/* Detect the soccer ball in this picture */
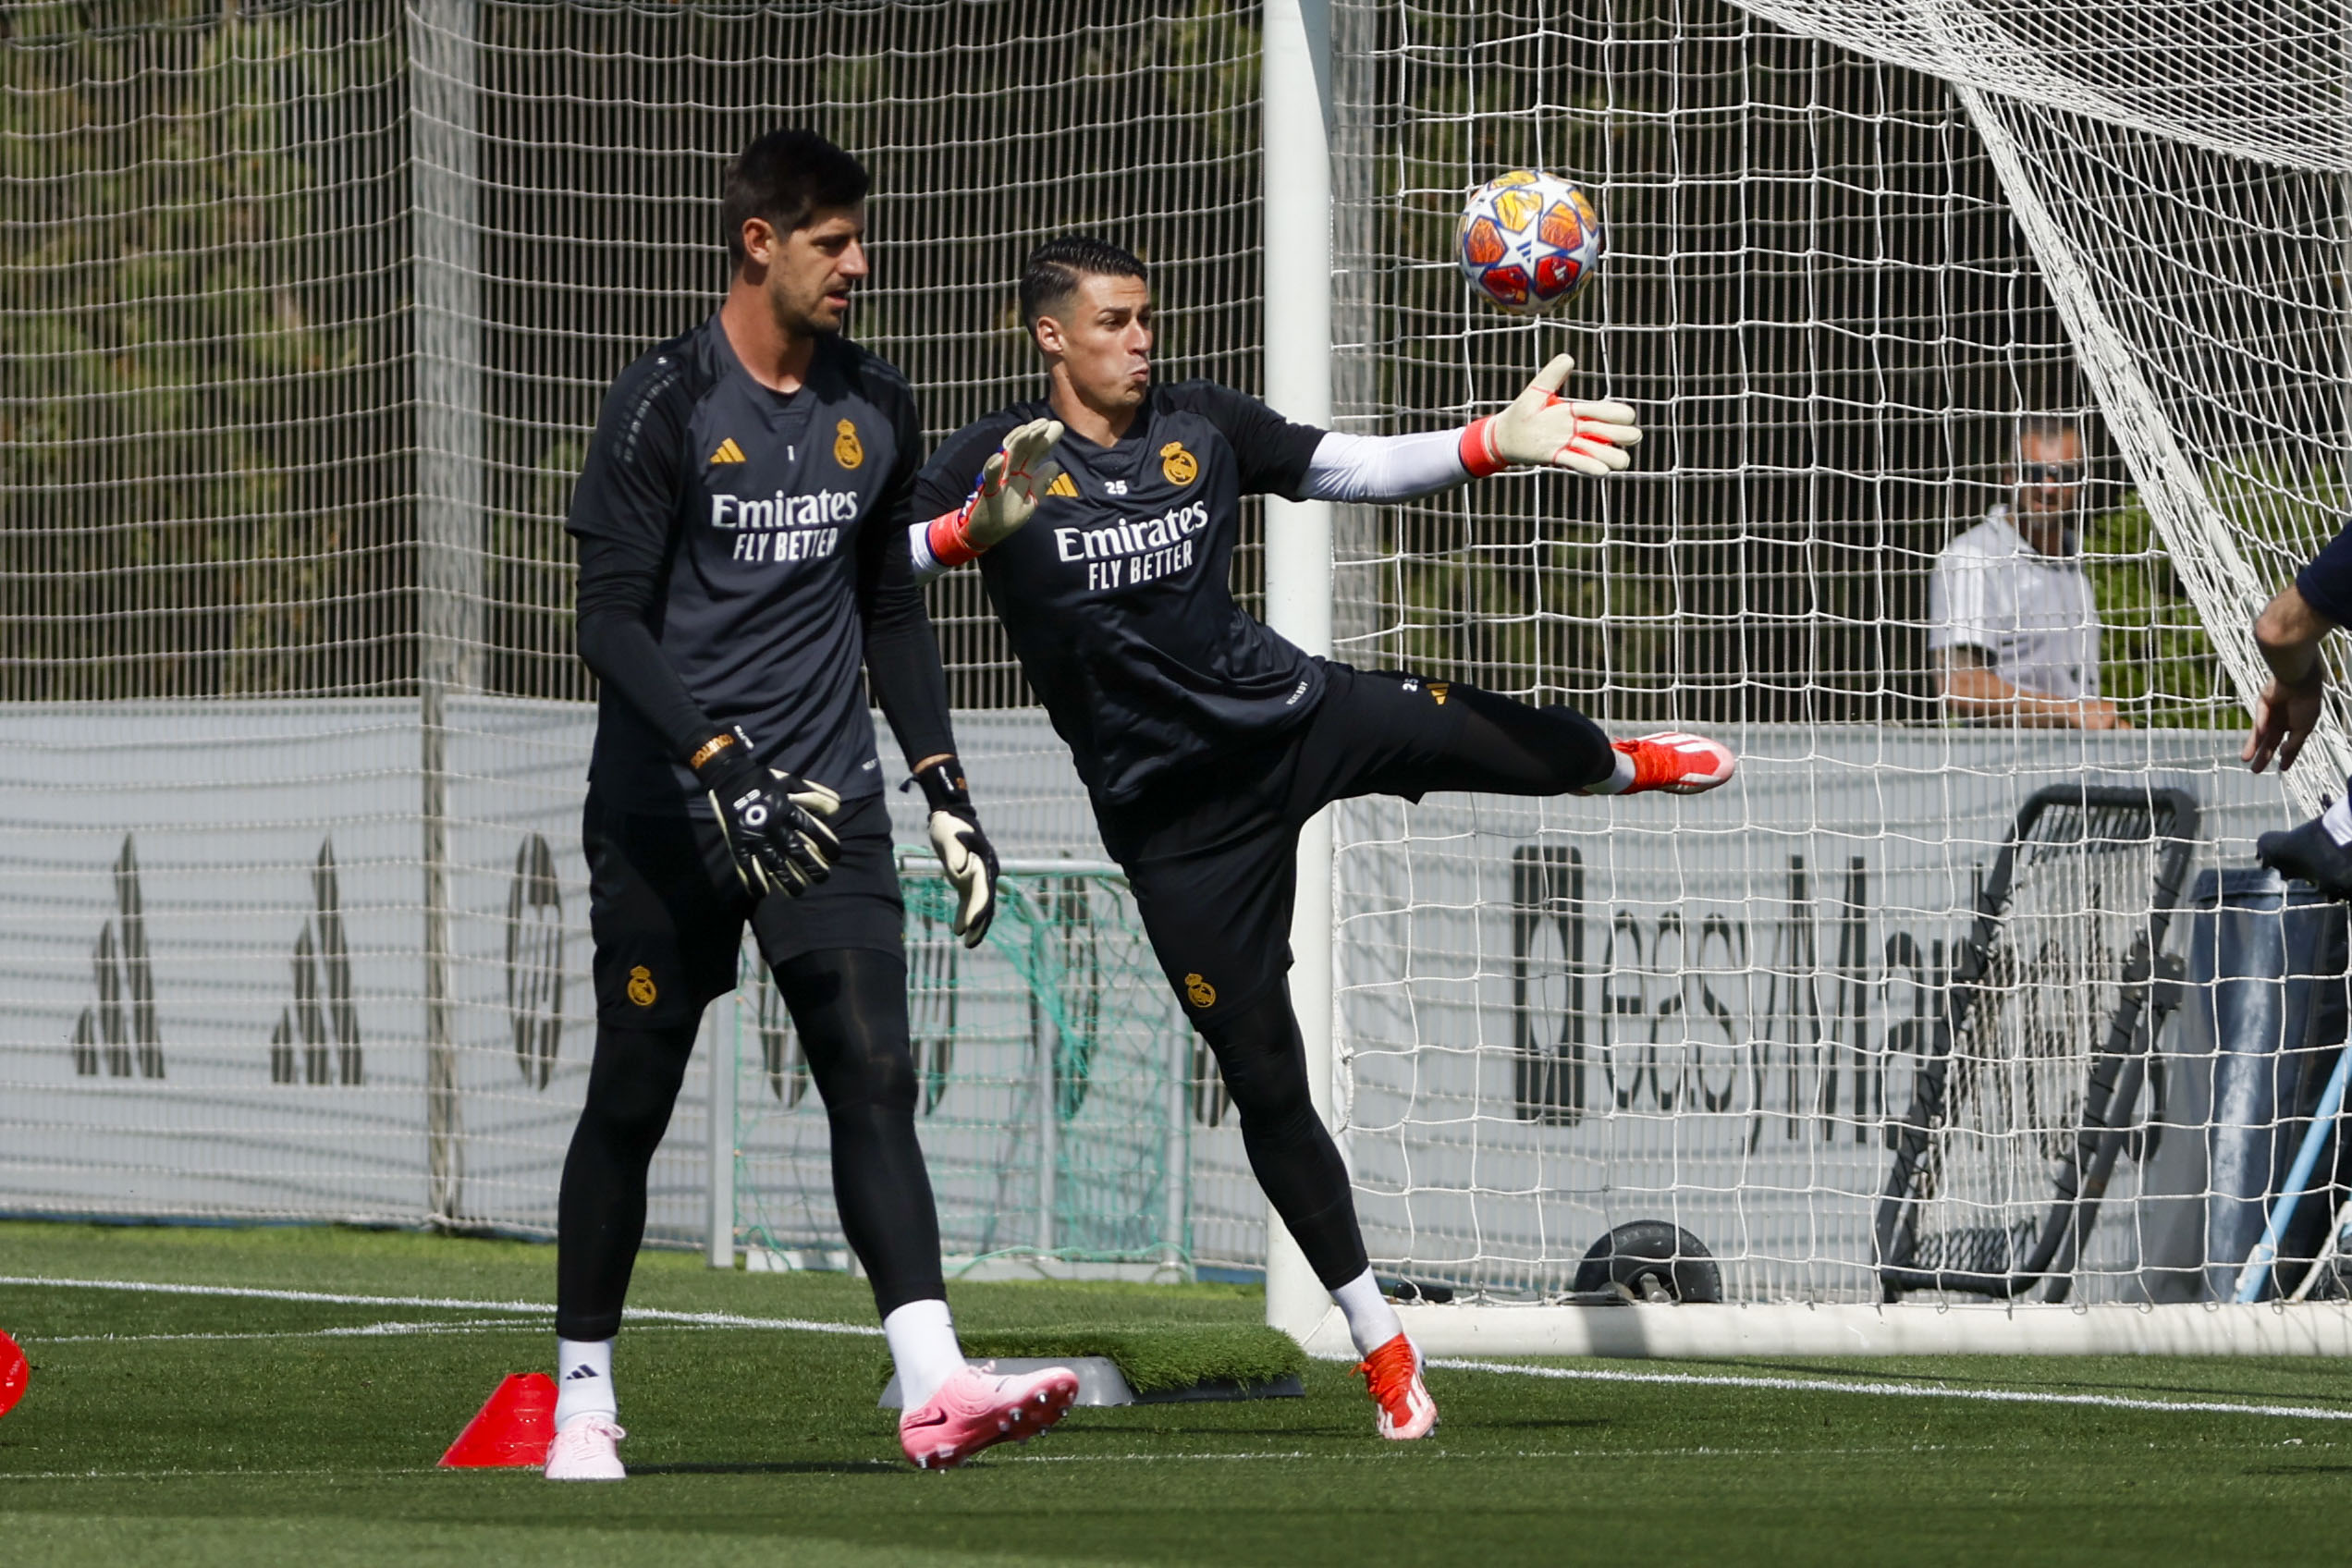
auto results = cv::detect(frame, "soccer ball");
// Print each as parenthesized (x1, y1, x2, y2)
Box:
(1457, 170, 1603, 315)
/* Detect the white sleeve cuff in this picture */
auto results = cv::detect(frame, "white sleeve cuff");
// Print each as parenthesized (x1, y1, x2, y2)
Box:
(907, 519, 948, 583)
(1299, 430, 1472, 503)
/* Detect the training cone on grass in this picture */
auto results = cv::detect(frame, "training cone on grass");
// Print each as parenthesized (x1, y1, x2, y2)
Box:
(0, 1329, 26, 1421)
(439, 1372, 556, 1468)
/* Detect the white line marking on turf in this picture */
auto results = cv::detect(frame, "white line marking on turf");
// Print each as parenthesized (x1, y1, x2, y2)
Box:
(1434, 1357, 2352, 1423)
(0, 1274, 881, 1336)
(31, 1273, 2334, 1424)
(19, 1318, 858, 1347)
(27, 1318, 542, 1344)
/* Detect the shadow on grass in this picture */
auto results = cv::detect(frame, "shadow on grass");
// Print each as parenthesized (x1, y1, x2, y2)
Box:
(1456, 1416, 1612, 1434)
(631, 1460, 905, 1476)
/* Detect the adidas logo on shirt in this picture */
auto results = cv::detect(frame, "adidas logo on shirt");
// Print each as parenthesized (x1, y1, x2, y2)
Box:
(709, 437, 747, 464)
(1046, 472, 1078, 499)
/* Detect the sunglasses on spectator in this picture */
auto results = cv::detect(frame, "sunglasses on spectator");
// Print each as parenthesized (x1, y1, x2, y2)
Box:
(2018, 462, 2085, 485)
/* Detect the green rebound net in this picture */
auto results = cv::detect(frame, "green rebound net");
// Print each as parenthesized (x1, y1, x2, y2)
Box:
(727, 864, 1210, 1277)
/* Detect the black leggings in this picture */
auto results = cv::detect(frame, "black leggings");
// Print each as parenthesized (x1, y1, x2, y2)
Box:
(1198, 985, 1369, 1292)
(1217, 680, 1609, 1289)
(555, 947, 945, 1340)
(1415, 680, 1615, 800)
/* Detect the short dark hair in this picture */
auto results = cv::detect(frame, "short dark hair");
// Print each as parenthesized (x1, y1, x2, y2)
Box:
(1018, 235, 1148, 333)
(722, 130, 869, 265)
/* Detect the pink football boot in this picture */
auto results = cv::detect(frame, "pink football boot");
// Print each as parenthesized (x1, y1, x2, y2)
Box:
(899, 1363, 1081, 1469)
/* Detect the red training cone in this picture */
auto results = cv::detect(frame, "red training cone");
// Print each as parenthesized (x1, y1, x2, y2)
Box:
(438, 1372, 556, 1468)
(0, 1329, 26, 1420)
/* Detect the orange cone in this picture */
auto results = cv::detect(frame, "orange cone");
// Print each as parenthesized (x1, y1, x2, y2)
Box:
(438, 1372, 557, 1468)
(0, 1329, 25, 1420)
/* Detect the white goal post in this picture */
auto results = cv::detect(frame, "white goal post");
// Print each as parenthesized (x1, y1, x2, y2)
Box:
(1261, 0, 1349, 1360)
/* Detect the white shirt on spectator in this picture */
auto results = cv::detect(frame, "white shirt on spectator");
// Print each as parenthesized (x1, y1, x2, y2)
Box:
(1929, 505, 2100, 702)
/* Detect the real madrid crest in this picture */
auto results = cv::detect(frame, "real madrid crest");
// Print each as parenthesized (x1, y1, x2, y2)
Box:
(833, 418, 864, 470)
(1160, 441, 1198, 486)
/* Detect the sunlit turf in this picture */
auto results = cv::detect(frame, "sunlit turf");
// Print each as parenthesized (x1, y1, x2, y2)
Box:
(4, 1221, 2351, 1565)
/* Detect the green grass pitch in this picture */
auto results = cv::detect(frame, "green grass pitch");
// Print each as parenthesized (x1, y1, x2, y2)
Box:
(5, 1222, 2352, 1565)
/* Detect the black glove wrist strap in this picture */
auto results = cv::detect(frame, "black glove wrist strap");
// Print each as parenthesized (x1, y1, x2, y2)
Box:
(909, 757, 973, 815)
(692, 728, 766, 797)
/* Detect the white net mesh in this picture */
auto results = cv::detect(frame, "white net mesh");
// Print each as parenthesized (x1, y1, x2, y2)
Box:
(1323, 0, 2345, 1307)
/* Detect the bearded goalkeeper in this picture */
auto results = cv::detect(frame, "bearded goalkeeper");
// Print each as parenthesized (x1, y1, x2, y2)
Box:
(909, 235, 1735, 1442)
(545, 132, 1073, 1481)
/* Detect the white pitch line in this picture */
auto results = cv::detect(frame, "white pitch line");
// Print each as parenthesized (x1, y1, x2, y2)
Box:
(1434, 1356, 2352, 1423)
(21, 1318, 851, 1347)
(27, 1318, 542, 1345)
(0, 1274, 881, 1337)
(18, 1273, 2338, 1425)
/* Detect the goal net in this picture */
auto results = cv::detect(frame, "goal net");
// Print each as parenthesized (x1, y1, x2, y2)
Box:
(1318, 0, 2352, 1341)
(6, 0, 2352, 1351)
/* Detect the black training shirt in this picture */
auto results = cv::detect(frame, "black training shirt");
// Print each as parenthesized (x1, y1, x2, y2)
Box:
(2298, 521, 2352, 628)
(915, 380, 1325, 802)
(569, 316, 950, 809)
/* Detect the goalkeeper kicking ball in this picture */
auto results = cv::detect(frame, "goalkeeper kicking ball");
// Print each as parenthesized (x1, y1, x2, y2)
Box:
(1457, 170, 1603, 315)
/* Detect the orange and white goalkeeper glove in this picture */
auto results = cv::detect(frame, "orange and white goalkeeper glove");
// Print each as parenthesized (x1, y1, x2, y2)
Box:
(1459, 354, 1640, 478)
(921, 417, 1067, 568)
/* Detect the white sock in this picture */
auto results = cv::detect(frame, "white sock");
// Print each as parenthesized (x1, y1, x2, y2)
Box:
(884, 1299, 968, 1408)
(1330, 1269, 1403, 1357)
(554, 1337, 617, 1428)
(1583, 748, 1637, 796)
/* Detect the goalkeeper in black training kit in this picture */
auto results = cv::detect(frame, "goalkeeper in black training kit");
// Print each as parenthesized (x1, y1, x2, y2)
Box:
(910, 236, 1737, 1441)
(545, 130, 1079, 1482)
(2246, 521, 2352, 896)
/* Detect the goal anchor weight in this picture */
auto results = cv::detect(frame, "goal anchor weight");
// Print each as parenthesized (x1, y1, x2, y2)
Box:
(1572, 1221, 1722, 1305)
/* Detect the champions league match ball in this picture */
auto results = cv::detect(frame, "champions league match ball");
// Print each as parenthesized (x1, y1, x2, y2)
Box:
(1457, 170, 1603, 315)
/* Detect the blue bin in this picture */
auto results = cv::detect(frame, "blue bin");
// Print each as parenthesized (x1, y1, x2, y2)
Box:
(2162, 868, 2349, 1301)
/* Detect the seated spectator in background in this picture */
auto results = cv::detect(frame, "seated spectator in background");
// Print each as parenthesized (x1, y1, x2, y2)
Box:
(1928, 416, 2126, 729)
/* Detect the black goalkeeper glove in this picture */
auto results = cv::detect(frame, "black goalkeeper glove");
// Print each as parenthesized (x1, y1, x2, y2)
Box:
(2259, 787, 2352, 902)
(690, 727, 842, 899)
(911, 757, 999, 947)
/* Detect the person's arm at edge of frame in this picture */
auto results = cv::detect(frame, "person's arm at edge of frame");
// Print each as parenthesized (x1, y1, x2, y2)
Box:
(2245, 582, 2340, 773)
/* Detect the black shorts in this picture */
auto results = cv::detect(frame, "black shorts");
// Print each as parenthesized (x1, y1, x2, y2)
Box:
(1093, 660, 1578, 1027)
(582, 789, 903, 1029)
